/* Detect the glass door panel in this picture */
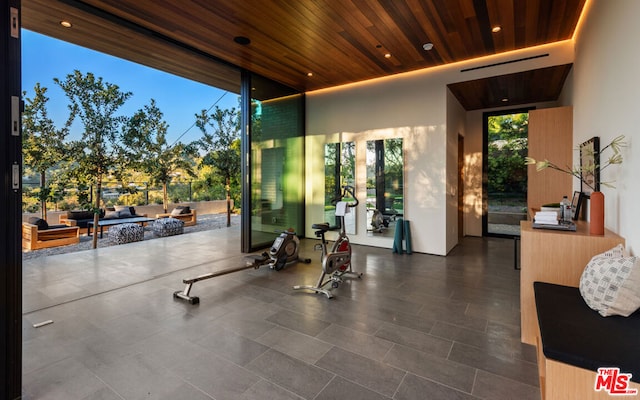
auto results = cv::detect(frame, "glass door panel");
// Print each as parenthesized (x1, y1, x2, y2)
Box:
(484, 111, 529, 237)
(244, 73, 304, 251)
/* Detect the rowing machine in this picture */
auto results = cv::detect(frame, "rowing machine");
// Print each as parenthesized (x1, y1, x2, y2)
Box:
(173, 229, 310, 304)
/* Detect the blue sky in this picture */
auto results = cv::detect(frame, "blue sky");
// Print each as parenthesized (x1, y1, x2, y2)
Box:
(22, 30, 239, 144)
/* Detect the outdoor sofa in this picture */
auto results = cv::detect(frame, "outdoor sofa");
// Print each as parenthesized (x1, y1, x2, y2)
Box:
(59, 206, 147, 233)
(155, 205, 197, 227)
(22, 217, 80, 250)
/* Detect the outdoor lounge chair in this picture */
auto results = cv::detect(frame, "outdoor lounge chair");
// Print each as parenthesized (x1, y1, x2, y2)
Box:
(156, 207, 197, 227)
(22, 220, 80, 251)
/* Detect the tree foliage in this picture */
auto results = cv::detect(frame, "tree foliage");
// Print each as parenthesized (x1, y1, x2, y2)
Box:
(22, 83, 70, 219)
(487, 113, 529, 196)
(21, 70, 243, 245)
(122, 99, 197, 212)
(325, 142, 356, 208)
(196, 106, 241, 226)
(55, 70, 132, 248)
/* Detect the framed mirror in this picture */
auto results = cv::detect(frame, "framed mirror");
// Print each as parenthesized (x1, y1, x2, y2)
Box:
(366, 138, 404, 237)
(580, 136, 600, 195)
(324, 141, 356, 234)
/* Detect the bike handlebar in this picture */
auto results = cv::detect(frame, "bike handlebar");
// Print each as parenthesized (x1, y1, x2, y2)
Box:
(336, 185, 359, 207)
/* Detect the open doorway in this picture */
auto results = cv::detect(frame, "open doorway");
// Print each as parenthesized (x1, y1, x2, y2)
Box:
(21, 30, 244, 259)
(483, 108, 531, 237)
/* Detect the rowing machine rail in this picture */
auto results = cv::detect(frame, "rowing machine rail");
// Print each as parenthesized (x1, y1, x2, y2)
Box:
(173, 255, 265, 304)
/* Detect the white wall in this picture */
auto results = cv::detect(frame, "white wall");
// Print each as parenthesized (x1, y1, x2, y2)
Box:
(570, 0, 640, 254)
(307, 41, 575, 255)
(306, 77, 449, 255)
(446, 89, 466, 251)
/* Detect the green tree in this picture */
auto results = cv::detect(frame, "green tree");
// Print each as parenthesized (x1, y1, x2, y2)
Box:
(196, 106, 241, 227)
(122, 99, 197, 213)
(55, 70, 132, 249)
(22, 83, 70, 220)
(487, 113, 529, 196)
(190, 163, 225, 201)
(488, 113, 528, 141)
(384, 138, 403, 199)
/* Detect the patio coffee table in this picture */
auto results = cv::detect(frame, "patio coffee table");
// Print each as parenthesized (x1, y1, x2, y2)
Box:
(87, 217, 156, 238)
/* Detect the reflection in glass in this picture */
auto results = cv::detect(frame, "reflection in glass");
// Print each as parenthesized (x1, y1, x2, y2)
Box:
(324, 142, 355, 234)
(366, 138, 403, 237)
(247, 74, 304, 250)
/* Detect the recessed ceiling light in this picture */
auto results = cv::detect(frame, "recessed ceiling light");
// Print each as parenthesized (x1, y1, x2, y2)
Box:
(60, 20, 72, 28)
(501, 98, 509, 102)
(384, 53, 392, 59)
(422, 43, 434, 51)
(233, 36, 251, 45)
(307, 72, 313, 77)
(492, 26, 502, 33)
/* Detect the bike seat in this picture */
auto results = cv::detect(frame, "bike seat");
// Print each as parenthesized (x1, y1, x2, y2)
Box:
(312, 223, 330, 232)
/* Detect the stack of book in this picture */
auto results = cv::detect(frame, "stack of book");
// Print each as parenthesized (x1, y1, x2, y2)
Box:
(533, 211, 577, 231)
(534, 211, 559, 225)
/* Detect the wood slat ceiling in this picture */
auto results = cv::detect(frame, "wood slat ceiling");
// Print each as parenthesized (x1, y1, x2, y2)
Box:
(448, 64, 573, 110)
(21, 0, 586, 107)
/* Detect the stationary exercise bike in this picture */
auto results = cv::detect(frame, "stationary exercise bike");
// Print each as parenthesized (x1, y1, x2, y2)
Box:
(293, 185, 362, 298)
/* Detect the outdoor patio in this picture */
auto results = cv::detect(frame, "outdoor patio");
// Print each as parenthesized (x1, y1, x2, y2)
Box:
(21, 212, 240, 261)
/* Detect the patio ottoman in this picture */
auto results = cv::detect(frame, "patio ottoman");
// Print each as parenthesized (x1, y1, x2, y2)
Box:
(151, 217, 184, 237)
(108, 223, 144, 245)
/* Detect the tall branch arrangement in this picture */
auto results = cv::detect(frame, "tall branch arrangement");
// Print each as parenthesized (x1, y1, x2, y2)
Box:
(524, 135, 626, 192)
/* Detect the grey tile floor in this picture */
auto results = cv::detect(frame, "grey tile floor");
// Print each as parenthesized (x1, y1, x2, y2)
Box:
(22, 227, 538, 400)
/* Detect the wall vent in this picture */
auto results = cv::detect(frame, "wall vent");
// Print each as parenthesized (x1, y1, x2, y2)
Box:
(461, 53, 549, 73)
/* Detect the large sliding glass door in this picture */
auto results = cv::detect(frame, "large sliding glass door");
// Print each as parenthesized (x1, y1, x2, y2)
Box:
(241, 73, 305, 252)
(483, 109, 530, 237)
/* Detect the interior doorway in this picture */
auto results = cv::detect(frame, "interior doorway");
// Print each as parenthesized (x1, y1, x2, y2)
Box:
(483, 108, 531, 238)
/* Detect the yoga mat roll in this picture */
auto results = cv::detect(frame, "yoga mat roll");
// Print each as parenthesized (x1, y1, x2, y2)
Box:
(404, 220, 412, 254)
(393, 218, 404, 253)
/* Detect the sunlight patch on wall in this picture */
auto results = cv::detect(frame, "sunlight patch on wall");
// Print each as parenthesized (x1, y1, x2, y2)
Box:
(464, 151, 484, 218)
(405, 125, 446, 210)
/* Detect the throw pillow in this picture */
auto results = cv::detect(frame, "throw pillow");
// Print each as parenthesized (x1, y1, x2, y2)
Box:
(27, 217, 49, 230)
(114, 205, 132, 218)
(171, 205, 191, 215)
(104, 210, 120, 219)
(579, 244, 640, 317)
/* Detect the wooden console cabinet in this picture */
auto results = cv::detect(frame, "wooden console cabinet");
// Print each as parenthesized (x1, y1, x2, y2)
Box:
(520, 220, 625, 345)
